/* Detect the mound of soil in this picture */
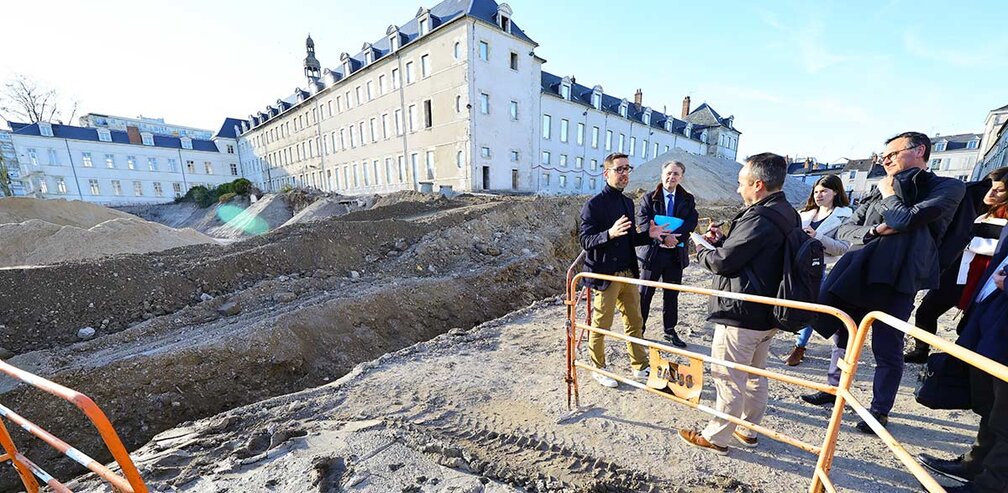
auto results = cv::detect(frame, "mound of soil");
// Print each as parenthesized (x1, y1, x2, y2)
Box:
(0, 197, 135, 227)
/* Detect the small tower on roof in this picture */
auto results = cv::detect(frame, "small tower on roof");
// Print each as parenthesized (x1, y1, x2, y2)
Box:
(304, 34, 321, 83)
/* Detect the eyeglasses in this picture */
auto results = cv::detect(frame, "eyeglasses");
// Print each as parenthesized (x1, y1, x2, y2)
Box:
(608, 165, 633, 174)
(879, 144, 921, 163)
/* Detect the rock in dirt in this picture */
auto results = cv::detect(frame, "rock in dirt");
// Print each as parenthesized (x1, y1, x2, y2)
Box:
(274, 292, 297, 303)
(77, 327, 96, 340)
(216, 300, 242, 316)
(200, 293, 214, 302)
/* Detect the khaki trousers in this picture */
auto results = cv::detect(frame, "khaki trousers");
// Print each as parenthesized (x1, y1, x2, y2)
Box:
(701, 324, 778, 447)
(588, 273, 648, 372)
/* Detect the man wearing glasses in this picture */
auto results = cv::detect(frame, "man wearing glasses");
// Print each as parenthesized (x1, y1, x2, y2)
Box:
(802, 132, 965, 434)
(579, 152, 670, 388)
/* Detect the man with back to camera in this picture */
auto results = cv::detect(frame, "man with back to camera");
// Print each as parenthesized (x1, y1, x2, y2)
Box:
(636, 159, 699, 348)
(579, 152, 670, 388)
(678, 152, 796, 454)
(801, 131, 966, 434)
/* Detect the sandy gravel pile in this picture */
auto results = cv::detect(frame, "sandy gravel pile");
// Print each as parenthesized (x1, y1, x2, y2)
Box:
(0, 196, 135, 227)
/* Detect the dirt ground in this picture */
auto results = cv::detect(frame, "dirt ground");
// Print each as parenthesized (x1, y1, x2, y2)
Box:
(64, 265, 975, 493)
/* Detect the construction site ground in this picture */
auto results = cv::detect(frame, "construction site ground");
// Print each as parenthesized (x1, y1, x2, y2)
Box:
(0, 191, 974, 492)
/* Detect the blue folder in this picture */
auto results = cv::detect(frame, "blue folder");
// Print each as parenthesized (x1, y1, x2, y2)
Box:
(653, 215, 684, 231)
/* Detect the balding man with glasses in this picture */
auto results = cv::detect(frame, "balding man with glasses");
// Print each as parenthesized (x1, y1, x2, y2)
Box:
(802, 131, 965, 435)
(579, 152, 670, 388)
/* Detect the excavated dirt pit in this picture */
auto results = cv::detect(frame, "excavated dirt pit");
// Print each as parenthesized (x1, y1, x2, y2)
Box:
(0, 194, 583, 489)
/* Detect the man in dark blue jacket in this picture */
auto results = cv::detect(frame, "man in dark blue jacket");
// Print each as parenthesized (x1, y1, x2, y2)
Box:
(636, 160, 699, 348)
(579, 152, 669, 388)
(678, 152, 795, 454)
(802, 131, 966, 434)
(918, 226, 1008, 493)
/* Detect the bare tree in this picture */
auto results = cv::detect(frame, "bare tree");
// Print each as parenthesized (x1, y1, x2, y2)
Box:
(0, 74, 79, 124)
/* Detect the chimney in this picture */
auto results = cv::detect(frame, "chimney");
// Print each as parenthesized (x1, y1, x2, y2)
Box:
(633, 89, 642, 111)
(805, 157, 813, 172)
(681, 96, 691, 119)
(126, 125, 142, 145)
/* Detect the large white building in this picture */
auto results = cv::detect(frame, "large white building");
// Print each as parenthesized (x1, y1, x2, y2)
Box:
(79, 113, 214, 140)
(233, 0, 740, 196)
(973, 104, 1008, 180)
(6, 118, 244, 205)
(927, 132, 981, 181)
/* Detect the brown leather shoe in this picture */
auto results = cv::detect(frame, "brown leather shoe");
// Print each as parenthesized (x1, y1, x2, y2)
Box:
(785, 345, 806, 366)
(732, 430, 758, 448)
(678, 429, 728, 455)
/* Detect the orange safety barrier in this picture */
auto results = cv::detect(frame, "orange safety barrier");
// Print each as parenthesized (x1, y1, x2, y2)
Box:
(0, 359, 147, 493)
(564, 255, 1008, 493)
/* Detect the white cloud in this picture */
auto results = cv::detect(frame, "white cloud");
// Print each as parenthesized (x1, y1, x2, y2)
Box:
(902, 30, 1008, 68)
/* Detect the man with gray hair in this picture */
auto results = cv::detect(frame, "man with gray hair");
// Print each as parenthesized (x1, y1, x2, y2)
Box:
(636, 160, 698, 347)
(679, 153, 796, 454)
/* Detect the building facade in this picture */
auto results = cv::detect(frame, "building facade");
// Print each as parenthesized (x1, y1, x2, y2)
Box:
(973, 104, 1008, 180)
(7, 120, 243, 205)
(79, 113, 213, 140)
(0, 130, 26, 196)
(927, 133, 981, 181)
(234, 0, 740, 196)
(839, 157, 885, 202)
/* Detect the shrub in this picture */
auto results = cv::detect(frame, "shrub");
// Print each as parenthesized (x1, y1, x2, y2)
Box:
(218, 192, 237, 204)
(231, 178, 252, 195)
(185, 186, 214, 208)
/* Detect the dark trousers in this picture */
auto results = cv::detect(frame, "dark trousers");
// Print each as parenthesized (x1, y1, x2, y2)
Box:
(914, 266, 964, 343)
(965, 368, 1008, 493)
(829, 292, 915, 416)
(639, 251, 683, 336)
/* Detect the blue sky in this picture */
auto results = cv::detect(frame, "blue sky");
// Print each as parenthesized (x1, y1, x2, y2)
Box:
(1, 0, 1005, 163)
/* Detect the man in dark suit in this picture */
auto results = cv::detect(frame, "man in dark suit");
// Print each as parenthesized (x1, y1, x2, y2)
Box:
(636, 160, 699, 348)
(579, 152, 670, 388)
(918, 226, 1008, 493)
(802, 131, 966, 434)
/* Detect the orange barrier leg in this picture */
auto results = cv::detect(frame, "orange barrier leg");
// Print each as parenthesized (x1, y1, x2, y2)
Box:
(0, 417, 40, 492)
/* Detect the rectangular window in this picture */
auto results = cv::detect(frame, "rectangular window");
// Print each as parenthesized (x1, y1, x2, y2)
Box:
(511, 150, 519, 161)
(592, 127, 600, 148)
(230, 163, 238, 176)
(105, 153, 115, 168)
(350, 126, 357, 147)
(358, 122, 365, 145)
(82, 152, 93, 167)
(641, 139, 647, 158)
(559, 175, 567, 188)
(629, 137, 636, 155)
(577, 123, 585, 145)
(127, 155, 136, 170)
(204, 162, 213, 174)
(605, 131, 612, 150)
(88, 179, 100, 196)
(355, 86, 362, 106)
(370, 118, 378, 142)
(590, 177, 597, 189)
(382, 114, 389, 139)
(187, 160, 195, 173)
(408, 104, 417, 132)
(47, 148, 58, 165)
(378, 75, 386, 95)
(542, 114, 551, 139)
(385, 158, 392, 183)
(425, 150, 435, 179)
(423, 99, 433, 128)
(173, 183, 182, 197)
(542, 151, 550, 165)
(481, 146, 491, 158)
(560, 119, 569, 143)
(405, 61, 415, 84)
(618, 133, 625, 152)
(153, 182, 163, 196)
(363, 161, 370, 186)
(340, 129, 347, 149)
(421, 54, 430, 78)
(541, 172, 550, 187)
(395, 109, 403, 135)
(479, 41, 489, 61)
(112, 180, 122, 196)
(509, 52, 518, 70)
(509, 100, 518, 120)
(141, 134, 153, 146)
(575, 176, 583, 189)
(28, 148, 38, 165)
(512, 169, 519, 190)
(653, 142, 659, 158)
(480, 93, 489, 114)
(559, 154, 567, 167)
(133, 181, 143, 196)
(336, 95, 343, 112)
(590, 159, 598, 171)
(398, 155, 405, 182)
(148, 157, 158, 171)
(391, 68, 400, 89)
(366, 80, 374, 101)
(55, 177, 66, 194)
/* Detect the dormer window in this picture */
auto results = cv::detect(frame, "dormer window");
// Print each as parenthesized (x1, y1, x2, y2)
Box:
(97, 128, 112, 142)
(340, 52, 353, 76)
(591, 86, 602, 110)
(560, 77, 571, 100)
(141, 132, 154, 146)
(181, 137, 192, 150)
(417, 8, 432, 36)
(39, 122, 54, 137)
(934, 141, 947, 152)
(497, 3, 513, 33)
(387, 25, 401, 52)
(363, 43, 374, 64)
(684, 123, 692, 137)
(419, 18, 429, 35)
(967, 139, 979, 150)
(619, 101, 628, 118)
(643, 109, 651, 125)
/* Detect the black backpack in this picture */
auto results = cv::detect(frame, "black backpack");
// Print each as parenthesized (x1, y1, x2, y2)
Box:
(753, 206, 826, 333)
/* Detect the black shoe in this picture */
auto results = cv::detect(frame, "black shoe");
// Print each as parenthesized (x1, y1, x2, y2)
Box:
(918, 453, 973, 484)
(855, 410, 888, 434)
(663, 331, 687, 348)
(904, 345, 930, 364)
(941, 483, 974, 492)
(800, 391, 836, 406)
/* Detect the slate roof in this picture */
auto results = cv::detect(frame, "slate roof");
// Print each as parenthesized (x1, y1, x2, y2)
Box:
(842, 158, 886, 178)
(215, 118, 247, 139)
(685, 103, 739, 133)
(8, 122, 220, 152)
(932, 133, 982, 152)
(247, 0, 535, 131)
(540, 71, 695, 138)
